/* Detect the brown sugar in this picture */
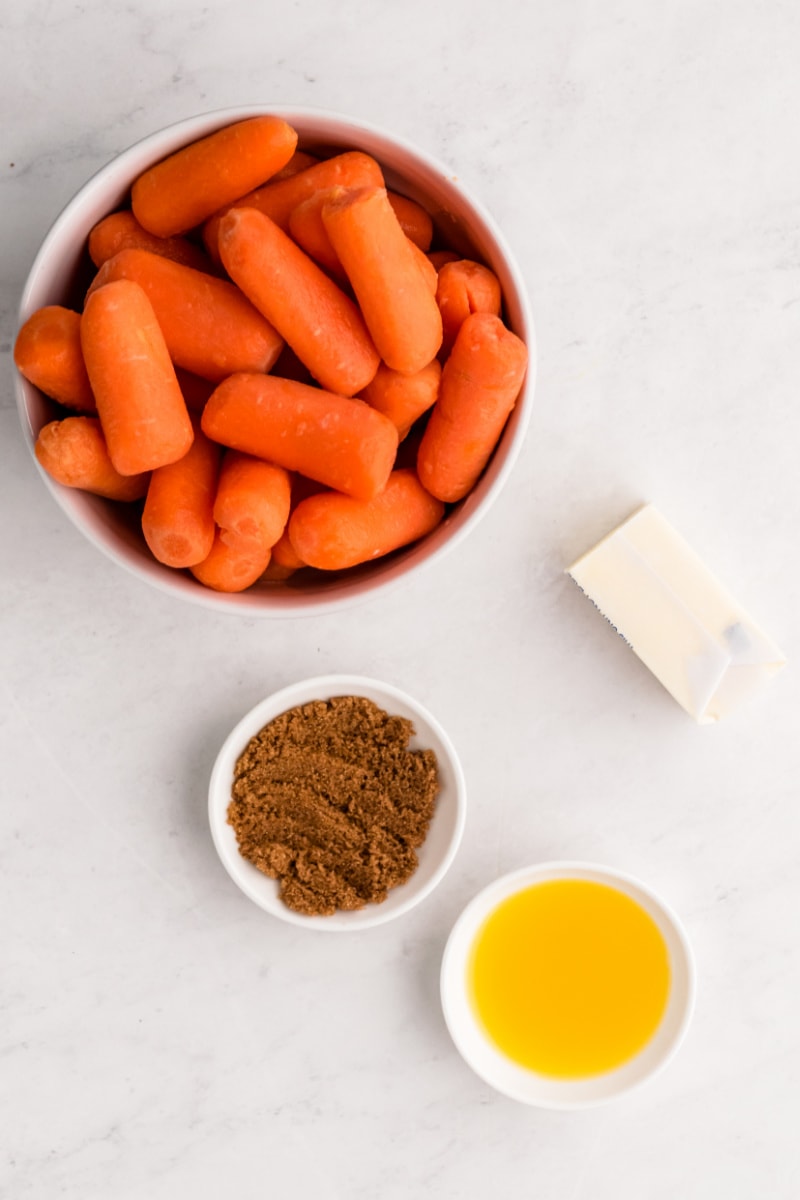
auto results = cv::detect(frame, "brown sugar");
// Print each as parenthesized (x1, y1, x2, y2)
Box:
(228, 695, 440, 916)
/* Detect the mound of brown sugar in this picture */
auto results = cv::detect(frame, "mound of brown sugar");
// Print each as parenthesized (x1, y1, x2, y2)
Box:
(228, 695, 440, 916)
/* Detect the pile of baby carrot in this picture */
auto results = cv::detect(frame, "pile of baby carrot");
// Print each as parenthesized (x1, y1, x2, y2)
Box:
(15, 115, 528, 592)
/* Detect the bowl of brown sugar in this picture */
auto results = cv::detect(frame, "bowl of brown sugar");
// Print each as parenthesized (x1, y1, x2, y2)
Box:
(208, 675, 467, 929)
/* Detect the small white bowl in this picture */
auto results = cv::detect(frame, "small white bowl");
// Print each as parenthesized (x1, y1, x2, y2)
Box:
(440, 861, 695, 1108)
(15, 105, 536, 616)
(208, 674, 466, 930)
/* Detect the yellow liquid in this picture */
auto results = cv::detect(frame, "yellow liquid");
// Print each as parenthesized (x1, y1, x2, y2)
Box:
(468, 879, 671, 1078)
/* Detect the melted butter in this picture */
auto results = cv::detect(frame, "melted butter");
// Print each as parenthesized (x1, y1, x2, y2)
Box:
(468, 879, 671, 1078)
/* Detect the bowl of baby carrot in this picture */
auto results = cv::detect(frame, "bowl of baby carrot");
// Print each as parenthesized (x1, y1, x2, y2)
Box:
(13, 106, 535, 614)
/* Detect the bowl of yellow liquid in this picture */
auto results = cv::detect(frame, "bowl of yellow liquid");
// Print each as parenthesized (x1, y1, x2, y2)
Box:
(440, 862, 695, 1107)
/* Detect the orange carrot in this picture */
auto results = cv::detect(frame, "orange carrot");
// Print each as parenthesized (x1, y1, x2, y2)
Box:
(217, 207, 379, 396)
(88, 210, 211, 272)
(287, 190, 349, 281)
(212, 451, 291, 550)
(208, 147, 383, 232)
(428, 250, 460, 271)
(289, 189, 437, 291)
(201, 373, 398, 501)
(436, 259, 502, 357)
(322, 186, 443, 374)
(412, 240, 439, 294)
(80, 279, 194, 475)
(270, 528, 307, 570)
(387, 192, 433, 250)
(141, 422, 220, 567)
(190, 532, 272, 593)
(268, 473, 325, 569)
(259, 557, 298, 582)
(14, 306, 96, 412)
(189, 451, 290, 592)
(87, 248, 283, 382)
(202, 150, 383, 262)
(271, 149, 320, 181)
(132, 115, 298, 237)
(255, 151, 384, 224)
(288, 468, 444, 570)
(34, 416, 149, 501)
(359, 359, 441, 439)
(416, 312, 528, 503)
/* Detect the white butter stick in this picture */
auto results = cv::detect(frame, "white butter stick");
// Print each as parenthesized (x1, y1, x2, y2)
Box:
(568, 504, 786, 723)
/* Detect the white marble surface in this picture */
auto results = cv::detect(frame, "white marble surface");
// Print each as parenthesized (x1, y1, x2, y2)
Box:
(2, 1, 799, 1196)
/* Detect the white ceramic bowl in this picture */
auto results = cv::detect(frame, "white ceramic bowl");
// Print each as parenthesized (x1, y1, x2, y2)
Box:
(208, 674, 466, 930)
(14, 105, 536, 616)
(441, 861, 695, 1108)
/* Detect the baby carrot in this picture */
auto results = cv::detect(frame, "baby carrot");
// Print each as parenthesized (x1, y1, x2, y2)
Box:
(14, 306, 96, 412)
(190, 532, 272, 593)
(288, 190, 349, 281)
(202, 150, 384, 261)
(428, 250, 460, 271)
(268, 473, 326, 570)
(270, 528, 307, 570)
(259, 557, 298, 582)
(359, 359, 441, 439)
(322, 186, 443, 374)
(34, 416, 149, 501)
(416, 312, 528, 503)
(217, 207, 379, 396)
(201, 373, 398, 501)
(271, 149, 320, 181)
(87, 248, 283, 381)
(81, 279, 194, 475)
(387, 192, 433, 250)
(141, 422, 221, 568)
(247, 150, 384, 228)
(132, 115, 298, 237)
(288, 468, 444, 570)
(188, 451, 290, 592)
(289, 189, 437, 291)
(436, 259, 502, 357)
(212, 452, 291, 550)
(88, 210, 211, 272)
(413, 241, 439, 294)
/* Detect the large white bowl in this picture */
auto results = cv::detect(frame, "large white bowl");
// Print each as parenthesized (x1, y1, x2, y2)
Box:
(14, 105, 536, 616)
(208, 674, 467, 930)
(441, 861, 695, 1107)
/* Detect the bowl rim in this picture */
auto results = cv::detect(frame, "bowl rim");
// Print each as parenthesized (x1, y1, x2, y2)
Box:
(14, 104, 537, 619)
(440, 859, 696, 1108)
(207, 672, 467, 930)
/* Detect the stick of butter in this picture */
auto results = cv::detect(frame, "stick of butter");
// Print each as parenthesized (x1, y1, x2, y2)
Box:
(567, 504, 786, 723)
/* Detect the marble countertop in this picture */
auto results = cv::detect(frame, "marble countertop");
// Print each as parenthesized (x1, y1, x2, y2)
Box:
(3, 2, 799, 1196)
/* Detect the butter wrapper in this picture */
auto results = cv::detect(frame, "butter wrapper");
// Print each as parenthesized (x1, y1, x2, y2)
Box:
(568, 504, 786, 723)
